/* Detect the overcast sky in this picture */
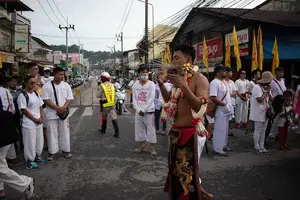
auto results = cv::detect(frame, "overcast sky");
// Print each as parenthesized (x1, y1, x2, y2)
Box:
(22, 0, 264, 51)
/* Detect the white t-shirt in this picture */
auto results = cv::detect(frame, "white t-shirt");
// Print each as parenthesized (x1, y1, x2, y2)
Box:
(41, 76, 54, 85)
(132, 81, 155, 113)
(17, 92, 44, 129)
(154, 82, 173, 110)
(42, 81, 74, 120)
(247, 80, 256, 94)
(225, 79, 237, 106)
(209, 78, 233, 116)
(0, 87, 14, 113)
(235, 79, 249, 100)
(271, 78, 286, 97)
(249, 84, 271, 122)
(128, 80, 136, 88)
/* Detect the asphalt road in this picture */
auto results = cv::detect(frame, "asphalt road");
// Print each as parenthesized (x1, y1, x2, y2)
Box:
(4, 86, 300, 200)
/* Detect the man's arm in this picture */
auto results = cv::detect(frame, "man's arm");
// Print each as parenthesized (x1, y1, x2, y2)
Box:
(158, 83, 171, 103)
(132, 86, 142, 113)
(63, 84, 74, 109)
(209, 80, 226, 106)
(180, 73, 209, 112)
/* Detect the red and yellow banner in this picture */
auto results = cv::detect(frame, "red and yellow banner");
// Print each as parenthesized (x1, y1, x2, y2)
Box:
(225, 36, 231, 67)
(203, 36, 209, 72)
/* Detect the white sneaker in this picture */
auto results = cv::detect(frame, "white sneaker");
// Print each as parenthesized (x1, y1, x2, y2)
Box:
(260, 148, 269, 153)
(20, 178, 35, 200)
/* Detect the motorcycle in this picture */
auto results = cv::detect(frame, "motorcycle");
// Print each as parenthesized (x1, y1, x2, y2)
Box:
(115, 88, 126, 115)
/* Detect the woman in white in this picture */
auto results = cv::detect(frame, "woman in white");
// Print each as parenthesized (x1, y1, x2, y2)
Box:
(249, 71, 273, 153)
(132, 67, 157, 156)
(17, 75, 47, 169)
(0, 75, 35, 199)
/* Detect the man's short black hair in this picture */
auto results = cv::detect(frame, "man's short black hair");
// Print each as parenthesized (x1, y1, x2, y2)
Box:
(138, 66, 149, 74)
(275, 67, 284, 72)
(0, 74, 6, 85)
(251, 69, 261, 78)
(283, 90, 293, 97)
(174, 44, 195, 62)
(53, 67, 64, 75)
(27, 62, 38, 69)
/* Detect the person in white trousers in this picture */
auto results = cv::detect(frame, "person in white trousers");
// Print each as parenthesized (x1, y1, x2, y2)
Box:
(132, 66, 157, 156)
(249, 71, 274, 153)
(210, 66, 234, 156)
(42, 67, 74, 161)
(0, 75, 35, 199)
(235, 69, 250, 129)
(17, 75, 48, 170)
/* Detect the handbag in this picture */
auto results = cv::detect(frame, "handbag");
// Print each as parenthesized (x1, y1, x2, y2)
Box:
(0, 90, 19, 147)
(266, 101, 275, 119)
(51, 81, 69, 120)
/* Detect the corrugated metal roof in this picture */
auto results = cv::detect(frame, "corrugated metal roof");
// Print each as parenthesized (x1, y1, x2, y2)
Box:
(201, 8, 300, 27)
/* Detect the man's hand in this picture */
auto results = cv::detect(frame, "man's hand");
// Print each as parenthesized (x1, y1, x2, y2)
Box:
(38, 117, 43, 124)
(157, 72, 165, 85)
(139, 110, 145, 116)
(33, 118, 41, 124)
(167, 74, 187, 89)
(56, 107, 65, 114)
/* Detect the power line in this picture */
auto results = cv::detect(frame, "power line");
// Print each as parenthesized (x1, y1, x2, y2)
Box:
(120, 0, 134, 33)
(51, 0, 67, 23)
(115, 0, 131, 35)
(31, 33, 143, 39)
(37, 0, 59, 29)
(45, 0, 65, 25)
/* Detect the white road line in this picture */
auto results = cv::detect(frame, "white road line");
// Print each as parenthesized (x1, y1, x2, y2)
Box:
(82, 107, 93, 116)
(68, 107, 78, 118)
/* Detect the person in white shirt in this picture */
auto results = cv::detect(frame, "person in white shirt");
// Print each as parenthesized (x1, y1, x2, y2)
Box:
(41, 67, 53, 85)
(268, 67, 287, 141)
(271, 67, 286, 98)
(249, 71, 273, 153)
(224, 67, 237, 136)
(42, 67, 74, 161)
(235, 69, 250, 129)
(0, 75, 35, 200)
(210, 66, 234, 156)
(132, 67, 157, 156)
(154, 81, 172, 135)
(17, 75, 48, 170)
(128, 77, 137, 107)
(247, 69, 261, 95)
(112, 78, 121, 90)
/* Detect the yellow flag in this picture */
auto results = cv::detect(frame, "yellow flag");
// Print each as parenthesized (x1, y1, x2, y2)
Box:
(165, 43, 172, 64)
(257, 25, 264, 71)
(272, 37, 279, 74)
(251, 30, 258, 71)
(225, 36, 231, 67)
(203, 36, 209, 72)
(0, 54, 2, 69)
(232, 25, 241, 71)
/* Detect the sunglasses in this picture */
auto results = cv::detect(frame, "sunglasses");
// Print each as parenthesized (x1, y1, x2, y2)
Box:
(241, 72, 246, 75)
(29, 81, 36, 84)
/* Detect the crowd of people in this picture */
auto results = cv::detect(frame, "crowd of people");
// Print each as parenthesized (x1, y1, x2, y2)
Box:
(1, 43, 300, 199)
(0, 65, 73, 199)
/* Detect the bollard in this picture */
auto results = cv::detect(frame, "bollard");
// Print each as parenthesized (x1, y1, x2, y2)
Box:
(75, 88, 81, 106)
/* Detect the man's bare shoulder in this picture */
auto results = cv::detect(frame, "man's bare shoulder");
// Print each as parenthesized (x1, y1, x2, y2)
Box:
(194, 72, 209, 86)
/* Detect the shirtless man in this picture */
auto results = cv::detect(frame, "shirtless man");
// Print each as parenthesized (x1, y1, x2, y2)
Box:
(158, 44, 212, 200)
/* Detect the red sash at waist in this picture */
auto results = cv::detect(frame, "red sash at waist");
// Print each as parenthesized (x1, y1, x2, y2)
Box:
(170, 125, 196, 146)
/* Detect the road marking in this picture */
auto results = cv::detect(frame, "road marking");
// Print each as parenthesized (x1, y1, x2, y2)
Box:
(68, 107, 78, 118)
(82, 107, 93, 116)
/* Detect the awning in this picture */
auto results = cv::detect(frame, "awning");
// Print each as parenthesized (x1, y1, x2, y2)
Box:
(0, 0, 34, 12)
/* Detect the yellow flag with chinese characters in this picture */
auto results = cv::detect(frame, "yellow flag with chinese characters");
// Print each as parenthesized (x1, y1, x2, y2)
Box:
(232, 25, 241, 71)
(203, 36, 209, 72)
(257, 25, 264, 71)
(272, 37, 279, 74)
(0, 54, 2, 69)
(251, 30, 258, 71)
(225, 36, 231, 67)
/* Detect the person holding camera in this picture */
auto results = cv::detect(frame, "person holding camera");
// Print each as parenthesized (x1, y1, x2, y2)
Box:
(42, 67, 73, 161)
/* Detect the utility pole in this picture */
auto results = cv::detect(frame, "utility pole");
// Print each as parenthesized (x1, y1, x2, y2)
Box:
(144, 0, 149, 68)
(59, 17, 74, 68)
(116, 32, 124, 77)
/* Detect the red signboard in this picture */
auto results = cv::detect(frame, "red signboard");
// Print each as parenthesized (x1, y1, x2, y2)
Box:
(195, 37, 223, 61)
(230, 43, 249, 57)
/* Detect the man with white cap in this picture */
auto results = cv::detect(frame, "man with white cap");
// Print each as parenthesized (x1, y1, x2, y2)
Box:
(41, 67, 53, 85)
